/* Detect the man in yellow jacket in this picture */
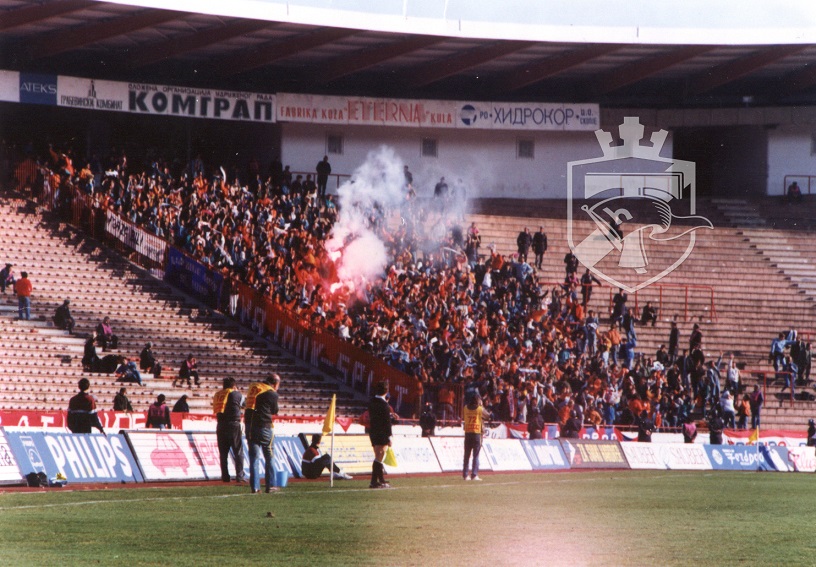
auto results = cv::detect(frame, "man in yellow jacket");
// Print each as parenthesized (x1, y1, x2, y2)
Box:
(462, 394, 490, 481)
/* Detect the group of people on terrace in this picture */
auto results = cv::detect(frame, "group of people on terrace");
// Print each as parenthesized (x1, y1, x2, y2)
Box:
(6, 141, 801, 434)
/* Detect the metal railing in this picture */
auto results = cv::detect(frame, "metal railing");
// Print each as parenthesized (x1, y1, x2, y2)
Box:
(783, 174, 816, 196)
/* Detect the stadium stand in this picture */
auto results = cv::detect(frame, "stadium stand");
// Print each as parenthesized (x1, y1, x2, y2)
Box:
(0, 194, 365, 417)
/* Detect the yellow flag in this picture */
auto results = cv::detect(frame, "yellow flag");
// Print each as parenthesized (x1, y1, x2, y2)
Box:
(748, 427, 759, 445)
(322, 394, 336, 435)
(384, 446, 398, 467)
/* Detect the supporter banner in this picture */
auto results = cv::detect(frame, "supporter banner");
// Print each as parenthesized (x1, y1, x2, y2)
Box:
(5, 431, 142, 483)
(520, 439, 570, 470)
(724, 429, 808, 447)
(0, 70, 19, 103)
(105, 210, 168, 265)
(127, 431, 206, 481)
(559, 440, 629, 469)
(654, 443, 712, 470)
(385, 437, 442, 475)
(482, 439, 533, 471)
(787, 447, 816, 472)
(165, 247, 223, 308)
(235, 279, 421, 415)
(0, 429, 24, 485)
(320, 435, 375, 475)
(277, 93, 598, 131)
(430, 436, 492, 473)
(620, 443, 667, 470)
(579, 426, 623, 442)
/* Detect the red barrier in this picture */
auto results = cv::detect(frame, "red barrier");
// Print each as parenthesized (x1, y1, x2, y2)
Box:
(234, 280, 422, 416)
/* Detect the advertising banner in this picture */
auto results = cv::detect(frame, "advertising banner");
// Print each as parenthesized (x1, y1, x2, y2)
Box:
(0, 70, 19, 103)
(758, 445, 791, 472)
(105, 210, 168, 264)
(277, 92, 598, 131)
(385, 437, 442, 475)
(127, 431, 206, 481)
(0, 410, 66, 429)
(578, 426, 623, 442)
(559, 440, 629, 469)
(621, 443, 667, 470)
(430, 436, 492, 473)
(520, 439, 570, 470)
(482, 438, 533, 472)
(787, 447, 816, 472)
(654, 443, 712, 470)
(705, 445, 766, 472)
(319, 435, 375, 475)
(5, 431, 142, 483)
(19, 72, 57, 106)
(274, 436, 306, 478)
(0, 429, 23, 485)
(165, 247, 223, 308)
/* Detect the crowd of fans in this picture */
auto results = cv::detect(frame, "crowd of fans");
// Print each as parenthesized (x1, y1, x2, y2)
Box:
(5, 141, 802, 431)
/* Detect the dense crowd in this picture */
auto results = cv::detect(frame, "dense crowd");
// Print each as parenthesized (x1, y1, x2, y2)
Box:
(7, 142, 799, 431)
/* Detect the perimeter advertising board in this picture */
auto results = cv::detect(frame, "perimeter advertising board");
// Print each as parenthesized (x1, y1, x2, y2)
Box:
(559, 440, 629, 469)
(0, 429, 24, 485)
(482, 438, 533, 471)
(386, 437, 442, 475)
(5, 431, 142, 483)
(520, 439, 570, 470)
(430, 436, 492, 473)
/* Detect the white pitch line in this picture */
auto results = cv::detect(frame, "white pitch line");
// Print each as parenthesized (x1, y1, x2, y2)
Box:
(0, 472, 686, 511)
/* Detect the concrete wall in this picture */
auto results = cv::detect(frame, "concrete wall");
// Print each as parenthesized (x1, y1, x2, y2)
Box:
(280, 121, 674, 199)
(767, 126, 816, 196)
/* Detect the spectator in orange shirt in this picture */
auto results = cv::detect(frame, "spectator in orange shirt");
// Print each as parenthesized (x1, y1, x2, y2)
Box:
(13, 271, 32, 320)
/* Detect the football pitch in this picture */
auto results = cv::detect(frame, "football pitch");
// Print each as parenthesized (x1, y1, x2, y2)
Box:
(1, 470, 815, 566)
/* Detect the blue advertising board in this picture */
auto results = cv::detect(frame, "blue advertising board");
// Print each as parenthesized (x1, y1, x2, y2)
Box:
(520, 439, 570, 470)
(165, 247, 223, 307)
(704, 445, 791, 472)
(5, 431, 143, 484)
(19, 73, 57, 106)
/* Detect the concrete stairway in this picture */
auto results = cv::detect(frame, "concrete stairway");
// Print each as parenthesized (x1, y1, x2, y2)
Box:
(0, 194, 366, 418)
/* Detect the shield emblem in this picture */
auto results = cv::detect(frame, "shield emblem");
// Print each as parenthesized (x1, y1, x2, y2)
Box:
(567, 117, 712, 293)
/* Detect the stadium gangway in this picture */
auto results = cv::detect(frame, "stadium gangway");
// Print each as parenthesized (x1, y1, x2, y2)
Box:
(742, 369, 798, 407)
(534, 280, 717, 323)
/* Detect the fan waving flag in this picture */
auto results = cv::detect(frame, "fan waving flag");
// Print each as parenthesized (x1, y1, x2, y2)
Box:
(322, 394, 336, 435)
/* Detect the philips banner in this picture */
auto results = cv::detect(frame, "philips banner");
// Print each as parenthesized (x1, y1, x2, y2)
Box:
(5, 431, 143, 484)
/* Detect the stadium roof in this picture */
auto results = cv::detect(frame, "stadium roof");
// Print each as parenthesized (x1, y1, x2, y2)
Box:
(1, 0, 816, 108)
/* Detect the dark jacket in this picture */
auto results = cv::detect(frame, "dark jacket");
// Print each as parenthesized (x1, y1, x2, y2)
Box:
(248, 389, 278, 432)
(368, 396, 393, 439)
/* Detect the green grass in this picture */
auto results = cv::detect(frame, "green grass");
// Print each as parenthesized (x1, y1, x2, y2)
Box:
(2, 471, 816, 566)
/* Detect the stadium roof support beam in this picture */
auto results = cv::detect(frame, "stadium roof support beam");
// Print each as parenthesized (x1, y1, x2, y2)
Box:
(218, 27, 358, 77)
(596, 45, 715, 95)
(317, 36, 445, 84)
(689, 45, 808, 95)
(28, 9, 187, 60)
(502, 44, 624, 92)
(129, 19, 273, 68)
(409, 40, 536, 88)
(0, 0, 95, 33)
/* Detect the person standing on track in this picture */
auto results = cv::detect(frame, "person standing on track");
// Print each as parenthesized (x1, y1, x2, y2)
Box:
(462, 394, 490, 481)
(368, 381, 394, 489)
(213, 377, 246, 484)
(246, 374, 281, 494)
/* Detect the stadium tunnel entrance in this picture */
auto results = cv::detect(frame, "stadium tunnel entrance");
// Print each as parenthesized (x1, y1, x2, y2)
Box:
(673, 125, 768, 197)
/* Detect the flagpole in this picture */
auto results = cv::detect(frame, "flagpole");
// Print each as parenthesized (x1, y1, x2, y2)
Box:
(330, 417, 335, 488)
